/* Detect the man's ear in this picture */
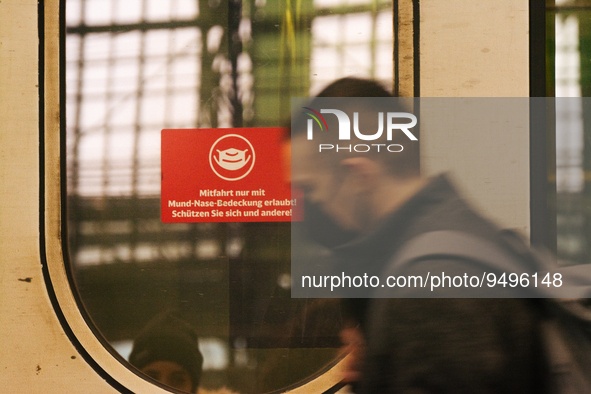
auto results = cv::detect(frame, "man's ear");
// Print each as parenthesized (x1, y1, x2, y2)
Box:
(339, 157, 382, 190)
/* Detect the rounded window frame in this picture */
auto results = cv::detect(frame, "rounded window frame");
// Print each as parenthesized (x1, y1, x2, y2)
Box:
(41, 1, 347, 393)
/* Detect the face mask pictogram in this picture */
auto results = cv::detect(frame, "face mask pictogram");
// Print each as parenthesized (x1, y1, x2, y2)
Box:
(209, 134, 256, 181)
(213, 148, 251, 171)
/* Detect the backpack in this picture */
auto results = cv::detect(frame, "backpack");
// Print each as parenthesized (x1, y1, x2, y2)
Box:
(386, 229, 591, 393)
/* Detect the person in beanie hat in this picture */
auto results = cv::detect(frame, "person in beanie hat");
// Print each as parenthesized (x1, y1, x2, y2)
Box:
(129, 310, 204, 393)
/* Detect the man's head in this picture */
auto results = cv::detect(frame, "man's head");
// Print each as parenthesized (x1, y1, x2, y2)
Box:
(291, 78, 422, 234)
(129, 311, 204, 393)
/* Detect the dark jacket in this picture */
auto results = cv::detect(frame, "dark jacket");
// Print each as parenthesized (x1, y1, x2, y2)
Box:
(334, 175, 548, 394)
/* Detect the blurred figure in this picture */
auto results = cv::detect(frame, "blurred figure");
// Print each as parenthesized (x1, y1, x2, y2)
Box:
(291, 78, 547, 393)
(129, 311, 203, 393)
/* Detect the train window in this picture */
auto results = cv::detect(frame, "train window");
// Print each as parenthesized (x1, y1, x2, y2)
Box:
(549, 1, 591, 266)
(64, 0, 393, 393)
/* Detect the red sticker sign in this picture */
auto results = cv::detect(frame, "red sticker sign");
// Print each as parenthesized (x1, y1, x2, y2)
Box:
(161, 128, 301, 223)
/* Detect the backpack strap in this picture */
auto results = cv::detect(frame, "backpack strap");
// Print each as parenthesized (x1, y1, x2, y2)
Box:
(392, 230, 539, 272)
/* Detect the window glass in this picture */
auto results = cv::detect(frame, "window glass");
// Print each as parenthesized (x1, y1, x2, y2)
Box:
(66, 0, 393, 392)
(550, 2, 591, 265)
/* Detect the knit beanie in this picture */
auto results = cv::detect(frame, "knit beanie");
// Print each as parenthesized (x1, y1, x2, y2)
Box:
(129, 311, 203, 391)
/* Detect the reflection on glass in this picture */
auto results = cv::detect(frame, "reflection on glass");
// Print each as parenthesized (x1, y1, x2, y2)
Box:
(554, 8, 589, 265)
(66, 0, 393, 392)
(129, 311, 204, 393)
